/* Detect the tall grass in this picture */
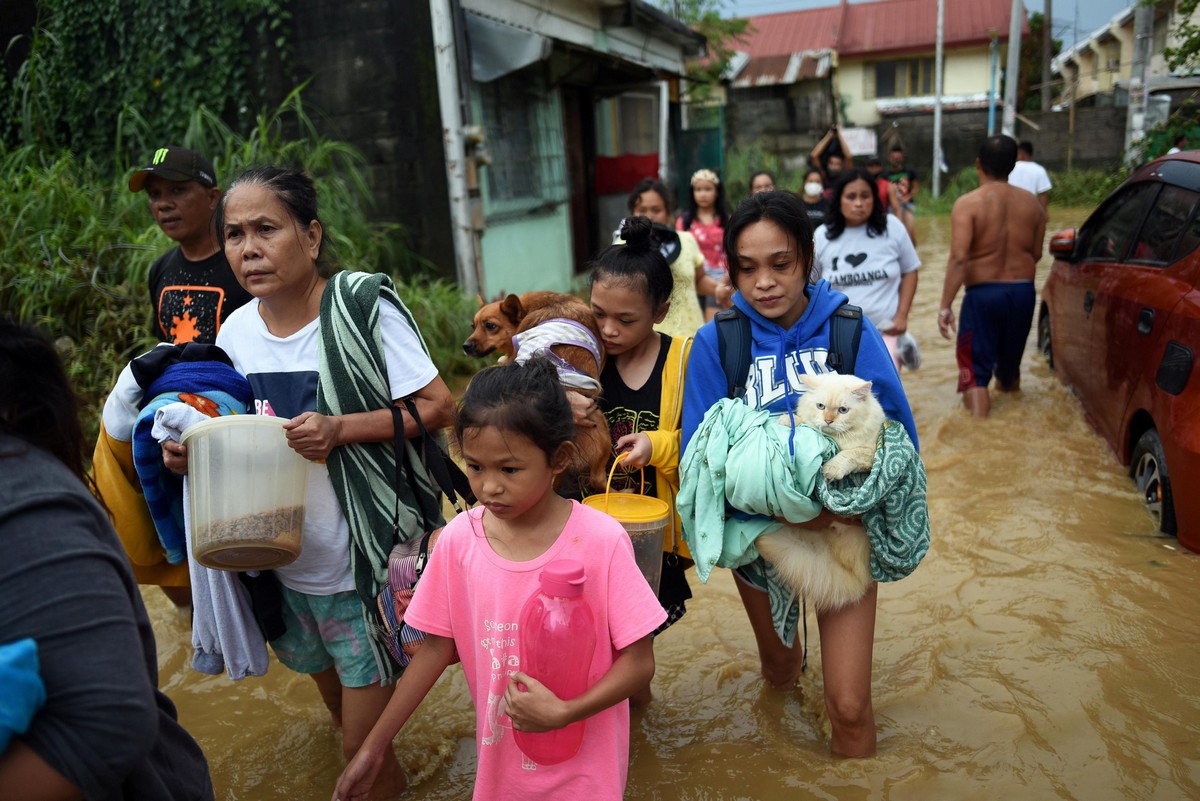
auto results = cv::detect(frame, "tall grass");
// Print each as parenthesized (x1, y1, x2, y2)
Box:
(1, 90, 472, 449)
(724, 141, 811, 200)
(919, 165, 1127, 214)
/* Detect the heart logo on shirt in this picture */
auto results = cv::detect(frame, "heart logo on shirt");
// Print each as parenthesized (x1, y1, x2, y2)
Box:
(846, 253, 868, 267)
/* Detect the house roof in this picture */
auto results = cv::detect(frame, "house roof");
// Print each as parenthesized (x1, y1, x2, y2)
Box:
(733, 51, 832, 87)
(740, 0, 1025, 63)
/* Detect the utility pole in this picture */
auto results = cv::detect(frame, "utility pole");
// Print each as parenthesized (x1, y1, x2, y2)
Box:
(1125, 4, 1154, 164)
(933, 0, 945, 197)
(1002, 0, 1023, 137)
(989, 30, 999, 135)
(1042, 0, 1053, 111)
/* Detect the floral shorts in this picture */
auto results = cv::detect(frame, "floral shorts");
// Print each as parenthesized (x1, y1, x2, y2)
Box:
(271, 586, 380, 687)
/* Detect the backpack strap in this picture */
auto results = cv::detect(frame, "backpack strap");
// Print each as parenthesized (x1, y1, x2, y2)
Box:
(715, 308, 752, 399)
(716, 301, 865, 398)
(827, 303, 864, 374)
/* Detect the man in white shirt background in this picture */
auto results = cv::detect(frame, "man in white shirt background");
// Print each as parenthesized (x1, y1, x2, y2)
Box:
(1007, 141, 1051, 212)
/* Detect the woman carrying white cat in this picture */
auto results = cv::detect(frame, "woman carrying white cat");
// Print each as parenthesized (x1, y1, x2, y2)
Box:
(680, 190, 918, 758)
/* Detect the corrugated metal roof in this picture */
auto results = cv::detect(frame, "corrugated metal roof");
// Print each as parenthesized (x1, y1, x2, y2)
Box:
(732, 51, 832, 87)
(741, 6, 843, 57)
(740, 0, 1025, 69)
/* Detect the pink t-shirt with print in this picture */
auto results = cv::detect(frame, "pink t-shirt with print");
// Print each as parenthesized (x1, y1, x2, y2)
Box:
(404, 501, 667, 801)
(677, 214, 727, 273)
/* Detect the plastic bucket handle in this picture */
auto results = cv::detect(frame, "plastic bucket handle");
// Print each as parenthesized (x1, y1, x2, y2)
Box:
(597, 452, 647, 514)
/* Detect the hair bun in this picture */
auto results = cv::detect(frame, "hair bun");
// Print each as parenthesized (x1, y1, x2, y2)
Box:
(620, 216, 654, 251)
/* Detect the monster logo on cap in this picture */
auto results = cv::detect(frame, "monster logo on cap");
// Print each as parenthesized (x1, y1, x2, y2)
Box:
(129, 146, 218, 192)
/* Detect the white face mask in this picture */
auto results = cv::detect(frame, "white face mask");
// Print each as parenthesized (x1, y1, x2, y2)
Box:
(804, 182, 824, 197)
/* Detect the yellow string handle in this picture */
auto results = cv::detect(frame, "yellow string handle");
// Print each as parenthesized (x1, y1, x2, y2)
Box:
(600, 452, 645, 514)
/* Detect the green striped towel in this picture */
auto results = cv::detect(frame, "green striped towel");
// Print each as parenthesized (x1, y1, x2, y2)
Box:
(317, 270, 445, 684)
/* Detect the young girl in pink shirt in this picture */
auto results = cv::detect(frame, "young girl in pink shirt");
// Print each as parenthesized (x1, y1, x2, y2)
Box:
(332, 357, 666, 801)
(676, 168, 731, 321)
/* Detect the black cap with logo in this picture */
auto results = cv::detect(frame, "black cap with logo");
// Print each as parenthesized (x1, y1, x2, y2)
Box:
(128, 146, 218, 192)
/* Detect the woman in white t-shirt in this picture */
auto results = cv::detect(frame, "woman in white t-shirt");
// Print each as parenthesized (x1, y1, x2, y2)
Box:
(813, 168, 920, 370)
(161, 166, 454, 798)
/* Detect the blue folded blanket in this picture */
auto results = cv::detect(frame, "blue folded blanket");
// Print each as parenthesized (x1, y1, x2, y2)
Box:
(132, 361, 252, 564)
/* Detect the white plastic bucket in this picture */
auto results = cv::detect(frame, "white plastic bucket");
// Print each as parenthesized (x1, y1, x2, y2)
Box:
(181, 416, 309, 571)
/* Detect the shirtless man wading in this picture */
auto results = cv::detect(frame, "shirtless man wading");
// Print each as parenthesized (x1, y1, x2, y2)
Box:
(938, 135, 1046, 418)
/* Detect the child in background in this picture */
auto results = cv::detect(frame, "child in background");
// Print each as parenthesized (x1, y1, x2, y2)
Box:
(333, 358, 665, 801)
(626, 178, 711, 339)
(676, 168, 731, 321)
(749, 170, 776, 194)
(589, 216, 694, 707)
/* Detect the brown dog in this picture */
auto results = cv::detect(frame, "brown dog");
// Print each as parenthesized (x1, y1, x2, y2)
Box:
(463, 291, 611, 493)
(463, 292, 565, 360)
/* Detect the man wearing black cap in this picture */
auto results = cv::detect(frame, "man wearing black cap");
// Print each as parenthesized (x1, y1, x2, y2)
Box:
(130, 146, 251, 344)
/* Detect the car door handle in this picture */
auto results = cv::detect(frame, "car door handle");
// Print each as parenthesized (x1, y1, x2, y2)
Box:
(1138, 307, 1155, 335)
(1084, 291, 1094, 314)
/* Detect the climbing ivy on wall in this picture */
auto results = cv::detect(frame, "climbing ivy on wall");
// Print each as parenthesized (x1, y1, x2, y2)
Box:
(1, 0, 292, 170)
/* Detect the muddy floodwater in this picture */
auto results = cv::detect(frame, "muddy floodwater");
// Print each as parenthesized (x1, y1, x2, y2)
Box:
(145, 209, 1200, 800)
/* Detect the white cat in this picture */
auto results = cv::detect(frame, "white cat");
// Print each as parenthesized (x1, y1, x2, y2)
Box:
(795, 372, 885, 481)
(754, 372, 884, 611)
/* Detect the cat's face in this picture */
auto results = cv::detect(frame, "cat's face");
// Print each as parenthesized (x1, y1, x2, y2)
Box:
(796, 372, 876, 435)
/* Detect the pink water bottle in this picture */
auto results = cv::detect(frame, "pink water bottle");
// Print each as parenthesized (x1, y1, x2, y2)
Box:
(514, 559, 597, 765)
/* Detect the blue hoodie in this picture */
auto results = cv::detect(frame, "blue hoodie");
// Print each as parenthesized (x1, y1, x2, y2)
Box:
(681, 279, 918, 456)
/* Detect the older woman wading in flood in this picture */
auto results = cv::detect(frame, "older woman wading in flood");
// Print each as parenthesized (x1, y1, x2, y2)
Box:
(162, 166, 455, 798)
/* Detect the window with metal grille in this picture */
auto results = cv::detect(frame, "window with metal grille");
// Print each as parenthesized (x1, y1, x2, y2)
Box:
(477, 71, 568, 215)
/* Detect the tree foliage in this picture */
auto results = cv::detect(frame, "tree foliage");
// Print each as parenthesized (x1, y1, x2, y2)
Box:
(0, 89, 459, 448)
(0, 0, 293, 170)
(1164, 0, 1200, 73)
(656, 0, 751, 102)
(1019, 12, 1062, 111)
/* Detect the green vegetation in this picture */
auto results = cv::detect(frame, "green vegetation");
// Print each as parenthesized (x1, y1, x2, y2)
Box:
(0, 92, 475, 448)
(727, 139, 1126, 215)
(1, 0, 292, 163)
(724, 141, 810, 201)
(919, 165, 1127, 215)
(654, 0, 751, 104)
(1164, 0, 1200, 74)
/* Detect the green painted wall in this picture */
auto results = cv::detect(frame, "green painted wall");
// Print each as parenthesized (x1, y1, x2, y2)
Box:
(478, 205, 574, 296)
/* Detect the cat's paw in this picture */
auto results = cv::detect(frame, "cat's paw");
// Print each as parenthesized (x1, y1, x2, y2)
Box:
(822, 457, 851, 481)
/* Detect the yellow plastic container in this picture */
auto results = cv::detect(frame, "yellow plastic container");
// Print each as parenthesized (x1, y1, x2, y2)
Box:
(582, 455, 670, 594)
(181, 416, 309, 571)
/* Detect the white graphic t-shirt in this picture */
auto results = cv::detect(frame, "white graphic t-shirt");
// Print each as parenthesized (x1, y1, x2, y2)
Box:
(813, 214, 920, 328)
(216, 299, 438, 594)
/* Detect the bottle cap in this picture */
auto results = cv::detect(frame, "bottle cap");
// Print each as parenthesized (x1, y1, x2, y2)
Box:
(540, 560, 586, 597)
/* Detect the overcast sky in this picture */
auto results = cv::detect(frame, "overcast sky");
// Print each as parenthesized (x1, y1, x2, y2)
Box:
(722, 0, 1137, 50)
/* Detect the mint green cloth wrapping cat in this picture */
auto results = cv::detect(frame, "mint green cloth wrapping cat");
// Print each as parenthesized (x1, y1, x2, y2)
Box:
(680, 400, 930, 647)
(815, 420, 930, 583)
(678, 398, 837, 583)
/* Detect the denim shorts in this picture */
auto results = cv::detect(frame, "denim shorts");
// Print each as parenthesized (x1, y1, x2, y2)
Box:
(271, 586, 381, 687)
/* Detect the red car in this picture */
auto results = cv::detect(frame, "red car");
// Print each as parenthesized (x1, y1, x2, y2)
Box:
(1039, 152, 1200, 551)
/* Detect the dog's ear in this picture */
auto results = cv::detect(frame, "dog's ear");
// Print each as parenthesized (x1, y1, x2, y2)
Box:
(475, 294, 485, 308)
(500, 293, 524, 324)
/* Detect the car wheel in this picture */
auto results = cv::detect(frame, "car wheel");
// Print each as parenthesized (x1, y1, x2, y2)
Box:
(1037, 309, 1053, 368)
(1131, 429, 1177, 535)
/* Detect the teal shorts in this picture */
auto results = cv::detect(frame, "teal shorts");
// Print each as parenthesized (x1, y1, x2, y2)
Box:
(271, 586, 380, 687)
